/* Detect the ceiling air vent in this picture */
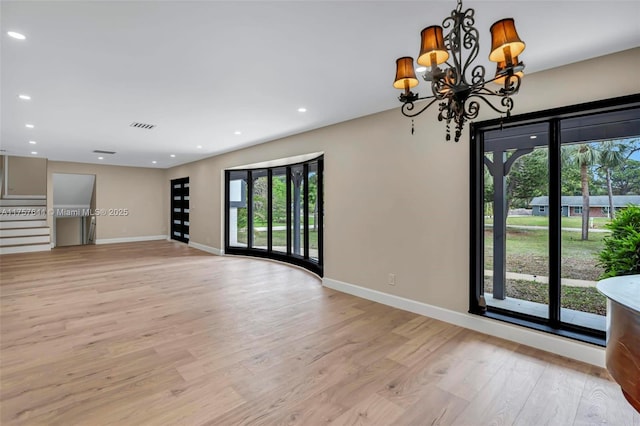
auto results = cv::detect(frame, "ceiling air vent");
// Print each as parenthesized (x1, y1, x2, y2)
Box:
(93, 150, 116, 155)
(130, 122, 156, 130)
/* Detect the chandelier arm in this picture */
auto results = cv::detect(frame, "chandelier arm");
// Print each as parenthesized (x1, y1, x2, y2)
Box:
(400, 98, 441, 118)
(482, 73, 523, 95)
(473, 86, 505, 97)
(463, 99, 481, 120)
(470, 64, 486, 87)
(467, 93, 513, 116)
(503, 73, 523, 94)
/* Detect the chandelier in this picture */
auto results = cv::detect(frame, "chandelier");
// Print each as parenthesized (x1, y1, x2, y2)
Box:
(393, 0, 526, 142)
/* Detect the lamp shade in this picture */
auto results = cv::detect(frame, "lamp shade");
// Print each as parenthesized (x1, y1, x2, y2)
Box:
(493, 57, 524, 85)
(417, 26, 449, 67)
(489, 18, 525, 63)
(393, 57, 419, 90)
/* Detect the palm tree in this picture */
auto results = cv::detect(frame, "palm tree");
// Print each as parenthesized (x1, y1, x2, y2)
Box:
(564, 143, 598, 240)
(598, 141, 624, 219)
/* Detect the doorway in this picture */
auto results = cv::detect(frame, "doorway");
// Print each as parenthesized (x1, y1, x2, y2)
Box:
(171, 177, 189, 243)
(52, 173, 96, 247)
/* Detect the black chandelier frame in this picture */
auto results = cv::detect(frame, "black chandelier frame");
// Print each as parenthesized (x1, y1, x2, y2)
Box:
(399, 0, 524, 142)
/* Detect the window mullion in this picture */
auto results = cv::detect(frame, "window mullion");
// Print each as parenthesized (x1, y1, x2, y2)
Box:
(303, 163, 310, 259)
(247, 171, 254, 249)
(267, 169, 273, 252)
(317, 159, 324, 267)
(286, 167, 292, 256)
(549, 118, 562, 327)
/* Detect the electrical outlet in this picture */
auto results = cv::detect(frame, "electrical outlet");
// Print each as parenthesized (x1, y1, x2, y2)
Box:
(388, 273, 396, 286)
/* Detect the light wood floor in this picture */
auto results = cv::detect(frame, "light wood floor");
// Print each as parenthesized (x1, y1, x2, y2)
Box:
(1, 241, 638, 425)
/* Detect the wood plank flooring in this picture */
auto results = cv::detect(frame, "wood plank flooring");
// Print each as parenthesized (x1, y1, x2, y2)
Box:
(1, 240, 638, 425)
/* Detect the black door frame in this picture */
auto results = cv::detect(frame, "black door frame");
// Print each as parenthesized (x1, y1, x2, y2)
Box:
(171, 177, 189, 243)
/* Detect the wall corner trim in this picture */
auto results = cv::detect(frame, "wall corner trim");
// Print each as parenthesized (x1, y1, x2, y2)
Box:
(322, 277, 605, 368)
(95, 235, 168, 245)
(188, 241, 223, 256)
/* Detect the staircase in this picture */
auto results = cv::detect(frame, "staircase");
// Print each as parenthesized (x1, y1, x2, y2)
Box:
(0, 198, 51, 254)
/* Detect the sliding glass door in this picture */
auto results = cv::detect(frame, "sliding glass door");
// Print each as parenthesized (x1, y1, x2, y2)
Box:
(471, 95, 640, 343)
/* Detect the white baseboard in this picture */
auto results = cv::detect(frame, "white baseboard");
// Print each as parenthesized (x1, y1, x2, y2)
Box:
(322, 277, 605, 368)
(2, 195, 46, 199)
(95, 235, 168, 245)
(188, 241, 223, 255)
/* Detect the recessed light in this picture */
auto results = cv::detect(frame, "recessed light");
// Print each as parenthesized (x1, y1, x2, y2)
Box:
(416, 66, 427, 73)
(170, 154, 176, 158)
(30, 151, 38, 155)
(530, 135, 538, 139)
(18, 94, 31, 100)
(25, 124, 35, 128)
(152, 161, 157, 164)
(98, 156, 104, 160)
(196, 145, 203, 149)
(7, 31, 26, 40)
(297, 107, 307, 113)
(28, 141, 37, 145)
(234, 131, 242, 135)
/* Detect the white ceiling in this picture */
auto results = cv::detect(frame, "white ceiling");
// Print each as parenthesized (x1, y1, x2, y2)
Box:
(2, 1, 639, 168)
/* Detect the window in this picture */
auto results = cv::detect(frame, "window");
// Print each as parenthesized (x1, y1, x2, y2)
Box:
(471, 95, 640, 345)
(227, 171, 248, 247)
(225, 156, 323, 276)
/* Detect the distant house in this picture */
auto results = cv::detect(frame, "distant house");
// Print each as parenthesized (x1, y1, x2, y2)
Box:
(530, 195, 640, 217)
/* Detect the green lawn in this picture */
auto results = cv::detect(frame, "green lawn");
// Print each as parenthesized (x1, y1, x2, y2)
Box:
(484, 278, 606, 315)
(485, 215, 611, 229)
(484, 226, 607, 315)
(484, 228, 606, 281)
(236, 229, 319, 251)
(253, 216, 316, 228)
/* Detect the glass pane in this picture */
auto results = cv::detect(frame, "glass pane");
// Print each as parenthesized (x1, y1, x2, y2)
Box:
(308, 162, 319, 261)
(272, 168, 287, 253)
(252, 170, 268, 249)
(290, 165, 304, 256)
(228, 170, 248, 247)
(484, 123, 550, 319)
(559, 135, 640, 332)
